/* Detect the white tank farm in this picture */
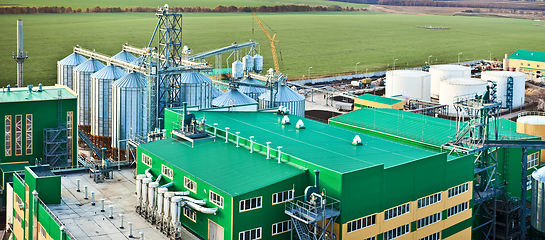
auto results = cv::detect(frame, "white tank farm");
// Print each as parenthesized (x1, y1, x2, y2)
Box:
(439, 78, 487, 114)
(481, 71, 525, 109)
(253, 54, 263, 73)
(385, 70, 431, 101)
(57, 53, 87, 90)
(239, 77, 266, 101)
(243, 55, 254, 72)
(111, 72, 147, 150)
(429, 65, 471, 98)
(232, 60, 244, 79)
(73, 59, 105, 131)
(531, 166, 545, 233)
(91, 65, 127, 139)
(179, 71, 212, 108)
(259, 84, 305, 117)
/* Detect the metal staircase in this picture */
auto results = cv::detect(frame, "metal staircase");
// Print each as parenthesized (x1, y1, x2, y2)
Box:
(285, 195, 340, 240)
(506, 77, 513, 110)
(77, 128, 101, 157)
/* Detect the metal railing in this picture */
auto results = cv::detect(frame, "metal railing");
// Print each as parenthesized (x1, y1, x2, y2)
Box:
(285, 195, 341, 223)
(38, 199, 77, 240)
(518, 111, 545, 118)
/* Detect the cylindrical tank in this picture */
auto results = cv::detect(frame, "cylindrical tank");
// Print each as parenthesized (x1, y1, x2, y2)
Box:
(232, 60, 243, 79)
(142, 178, 152, 205)
(429, 65, 471, 98)
(148, 182, 159, 209)
(517, 112, 545, 163)
(136, 174, 146, 201)
(163, 192, 174, 221)
(254, 54, 263, 73)
(74, 58, 105, 134)
(212, 88, 257, 107)
(157, 188, 168, 215)
(531, 167, 545, 233)
(481, 71, 525, 109)
(111, 72, 147, 150)
(258, 84, 305, 117)
(503, 54, 509, 71)
(211, 86, 224, 99)
(439, 78, 487, 114)
(58, 53, 87, 91)
(170, 196, 183, 225)
(243, 55, 254, 72)
(112, 50, 137, 63)
(385, 70, 431, 101)
(179, 71, 212, 108)
(91, 65, 127, 146)
(239, 77, 266, 101)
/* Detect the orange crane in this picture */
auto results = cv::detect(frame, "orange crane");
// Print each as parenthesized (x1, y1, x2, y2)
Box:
(252, 12, 280, 73)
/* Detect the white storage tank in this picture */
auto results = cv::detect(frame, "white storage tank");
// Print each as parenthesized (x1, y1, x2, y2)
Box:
(481, 71, 525, 109)
(232, 60, 243, 79)
(239, 77, 266, 101)
(179, 71, 212, 108)
(259, 84, 305, 117)
(91, 65, 127, 148)
(531, 166, 545, 234)
(439, 78, 487, 114)
(254, 54, 263, 73)
(111, 72, 147, 151)
(57, 53, 87, 91)
(243, 55, 254, 72)
(73, 58, 105, 135)
(385, 70, 431, 101)
(212, 87, 257, 107)
(429, 65, 471, 98)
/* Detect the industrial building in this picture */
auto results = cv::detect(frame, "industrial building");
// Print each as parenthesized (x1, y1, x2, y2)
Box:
(353, 94, 403, 110)
(507, 50, 545, 76)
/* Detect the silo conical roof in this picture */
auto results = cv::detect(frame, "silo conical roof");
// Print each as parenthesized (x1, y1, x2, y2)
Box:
(180, 72, 212, 84)
(112, 72, 146, 88)
(259, 84, 304, 102)
(58, 53, 87, 66)
(239, 77, 266, 95)
(91, 65, 127, 80)
(112, 50, 137, 63)
(74, 58, 106, 73)
(130, 56, 144, 65)
(212, 86, 223, 98)
(213, 88, 257, 106)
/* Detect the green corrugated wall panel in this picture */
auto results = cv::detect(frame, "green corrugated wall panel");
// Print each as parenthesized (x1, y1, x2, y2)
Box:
(495, 148, 539, 199)
(414, 154, 447, 199)
(341, 165, 382, 222)
(445, 154, 474, 189)
(37, 176, 61, 204)
(382, 162, 415, 211)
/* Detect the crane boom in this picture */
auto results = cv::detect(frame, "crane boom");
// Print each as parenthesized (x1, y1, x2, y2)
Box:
(252, 12, 280, 73)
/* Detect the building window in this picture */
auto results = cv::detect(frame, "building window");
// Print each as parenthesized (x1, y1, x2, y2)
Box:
(184, 176, 197, 193)
(417, 212, 441, 229)
(365, 237, 376, 240)
(272, 220, 292, 235)
(347, 215, 376, 233)
(25, 115, 32, 155)
(448, 183, 469, 198)
(272, 190, 293, 205)
(5, 115, 11, 156)
(384, 224, 410, 240)
(209, 190, 224, 209)
(39, 224, 47, 238)
(527, 175, 532, 191)
(15, 212, 21, 224)
(528, 152, 539, 169)
(447, 201, 469, 217)
(161, 164, 173, 180)
(183, 206, 196, 222)
(420, 232, 441, 240)
(521, 63, 523, 66)
(15, 115, 22, 156)
(528, 63, 531, 67)
(418, 193, 441, 209)
(240, 196, 262, 212)
(141, 153, 152, 167)
(239, 227, 261, 240)
(384, 203, 410, 221)
(66, 112, 72, 161)
(15, 194, 22, 206)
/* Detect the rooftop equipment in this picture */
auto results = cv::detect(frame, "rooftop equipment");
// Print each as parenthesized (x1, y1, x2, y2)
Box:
(57, 53, 87, 90)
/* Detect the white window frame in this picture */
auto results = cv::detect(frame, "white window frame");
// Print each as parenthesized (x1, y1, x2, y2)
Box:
(272, 220, 292, 236)
(528, 152, 539, 169)
(209, 190, 224, 209)
(15, 115, 22, 156)
(417, 212, 441, 229)
(184, 176, 197, 193)
(272, 190, 293, 205)
(448, 183, 469, 198)
(347, 215, 376, 234)
(239, 196, 262, 212)
(183, 206, 196, 223)
(25, 114, 32, 155)
(141, 153, 152, 167)
(239, 227, 261, 240)
(384, 224, 410, 240)
(418, 193, 441, 209)
(447, 201, 469, 217)
(419, 232, 441, 240)
(5, 115, 11, 156)
(384, 203, 410, 221)
(161, 164, 173, 180)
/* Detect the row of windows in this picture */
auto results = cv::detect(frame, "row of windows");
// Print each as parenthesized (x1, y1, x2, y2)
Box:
(365, 237, 376, 240)
(240, 197, 262, 212)
(417, 212, 441, 229)
(5, 114, 34, 157)
(420, 232, 441, 240)
(521, 62, 541, 68)
(418, 193, 441, 209)
(272, 190, 293, 205)
(237, 220, 294, 240)
(347, 215, 376, 233)
(384, 224, 410, 240)
(183, 206, 196, 222)
(528, 152, 540, 169)
(384, 203, 410, 221)
(239, 227, 261, 240)
(272, 220, 291, 235)
(448, 183, 469, 198)
(447, 201, 469, 217)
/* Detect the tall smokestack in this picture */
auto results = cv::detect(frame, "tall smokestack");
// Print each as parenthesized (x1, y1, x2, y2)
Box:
(13, 20, 28, 88)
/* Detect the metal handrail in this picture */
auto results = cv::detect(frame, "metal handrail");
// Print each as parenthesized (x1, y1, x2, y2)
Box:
(38, 199, 77, 240)
(285, 195, 341, 223)
(518, 111, 545, 118)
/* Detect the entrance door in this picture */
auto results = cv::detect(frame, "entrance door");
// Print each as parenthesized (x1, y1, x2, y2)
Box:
(209, 220, 224, 240)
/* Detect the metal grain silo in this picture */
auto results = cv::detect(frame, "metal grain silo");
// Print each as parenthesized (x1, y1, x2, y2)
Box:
(254, 54, 263, 73)
(111, 72, 147, 152)
(112, 50, 137, 63)
(73, 58, 105, 135)
(212, 86, 223, 99)
(531, 167, 545, 233)
(179, 71, 212, 108)
(91, 65, 127, 149)
(239, 77, 266, 101)
(212, 86, 257, 107)
(259, 84, 305, 117)
(232, 60, 243, 79)
(57, 53, 87, 90)
(243, 55, 254, 72)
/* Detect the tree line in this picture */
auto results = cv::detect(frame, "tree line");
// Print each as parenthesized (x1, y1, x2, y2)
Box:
(378, 0, 545, 11)
(0, 4, 362, 14)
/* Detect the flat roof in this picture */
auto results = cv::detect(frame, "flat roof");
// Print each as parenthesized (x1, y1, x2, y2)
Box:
(139, 138, 305, 196)
(329, 108, 538, 147)
(0, 85, 76, 103)
(173, 110, 440, 174)
(508, 50, 545, 62)
(356, 94, 402, 105)
(0, 162, 30, 173)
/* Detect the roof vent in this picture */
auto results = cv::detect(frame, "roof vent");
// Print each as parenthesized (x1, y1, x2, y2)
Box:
(352, 135, 362, 145)
(277, 106, 290, 116)
(296, 119, 305, 129)
(7, 85, 10, 92)
(28, 85, 33, 94)
(281, 115, 291, 125)
(38, 83, 42, 92)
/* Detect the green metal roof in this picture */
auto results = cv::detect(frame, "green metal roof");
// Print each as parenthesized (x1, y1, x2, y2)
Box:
(138, 138, 305, 197)
(0, 162, 30, 173)
(508, 50, 545, 62)
(356, 94, 402, 105)
(0, 86, 77, 103)
(175, 110, 441, 173)
(329, 108, 538, 148)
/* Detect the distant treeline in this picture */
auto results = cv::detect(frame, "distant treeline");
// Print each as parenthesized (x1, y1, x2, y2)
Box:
(0, 4, 362, 14)
(378, 0, 545, 11)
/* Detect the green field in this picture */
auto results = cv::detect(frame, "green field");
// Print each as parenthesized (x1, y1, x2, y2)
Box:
(1, 11, 545, 87)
